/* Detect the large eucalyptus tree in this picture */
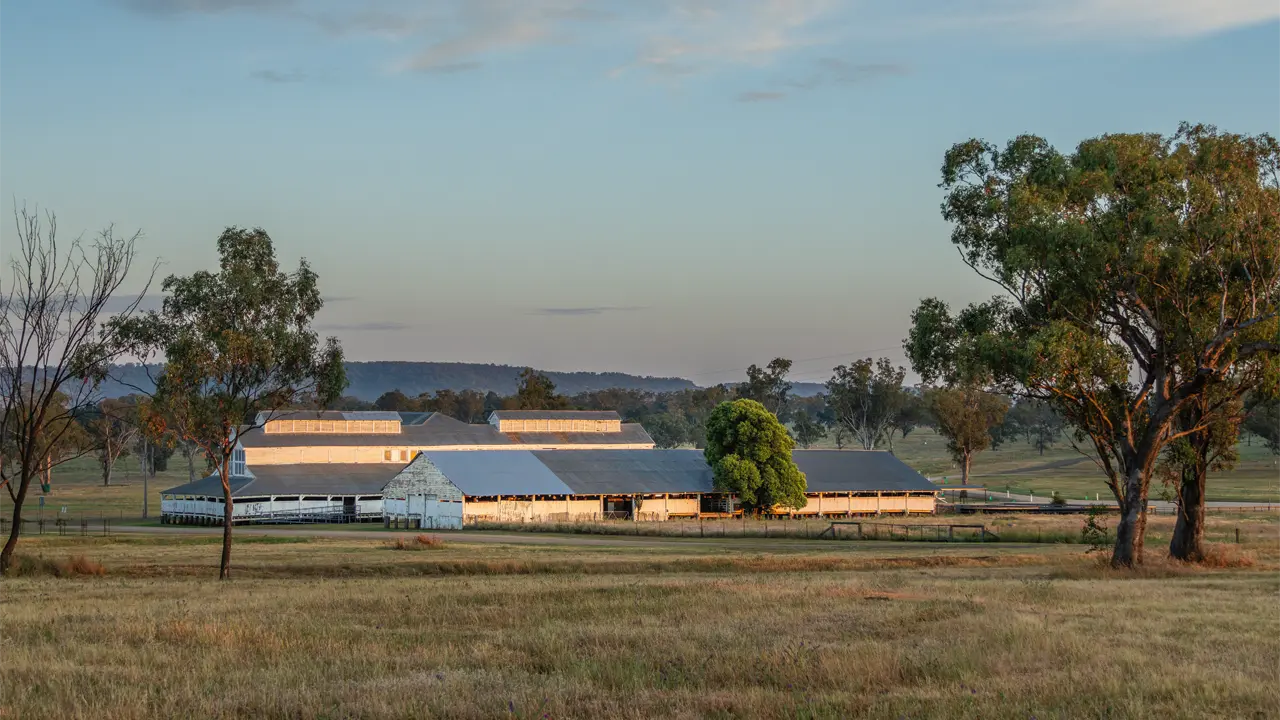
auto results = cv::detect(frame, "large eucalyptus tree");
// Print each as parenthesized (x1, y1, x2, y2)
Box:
(115, 227, 345, 579)
(908, 124, 1279, 567)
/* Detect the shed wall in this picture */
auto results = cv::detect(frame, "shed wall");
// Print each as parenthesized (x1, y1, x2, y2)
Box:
(382, 457, 464, 502)
(463, 498, 604, 523)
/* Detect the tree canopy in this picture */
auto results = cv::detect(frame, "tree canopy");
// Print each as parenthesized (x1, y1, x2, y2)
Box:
(825, 358, 907, 451)
(737, 358, 793, 418)
(514, 368, 568, 411)
(925, 386, 1009, 486)
(115, 227, 345, 579)
(703, 399, 806, 512)
(910, 123, 1280, 567)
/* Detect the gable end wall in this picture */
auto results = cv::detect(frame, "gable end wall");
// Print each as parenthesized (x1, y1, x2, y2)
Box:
(381, 457, 463, 502)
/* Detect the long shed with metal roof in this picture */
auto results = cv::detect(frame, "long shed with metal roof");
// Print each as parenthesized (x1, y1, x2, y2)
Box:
(161, 448, 937, 526)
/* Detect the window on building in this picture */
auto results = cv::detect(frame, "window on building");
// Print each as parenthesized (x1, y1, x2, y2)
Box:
(231, 447, 247, 477)
(399, 449, 408, 462)
(384, 449, 392, 461)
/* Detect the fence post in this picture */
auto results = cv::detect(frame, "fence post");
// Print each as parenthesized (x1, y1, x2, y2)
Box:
(1236, 527, 1240, 544)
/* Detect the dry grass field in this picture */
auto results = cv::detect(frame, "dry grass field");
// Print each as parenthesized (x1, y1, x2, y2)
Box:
(2, 528, 1278, 719)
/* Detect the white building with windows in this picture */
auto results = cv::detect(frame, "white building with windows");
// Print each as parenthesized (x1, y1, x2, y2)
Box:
(159, 410, 938, 525)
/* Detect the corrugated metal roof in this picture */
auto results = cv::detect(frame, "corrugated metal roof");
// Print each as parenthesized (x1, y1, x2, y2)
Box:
(423, 451, 574, 496)
(241, 464, 403, 495)
(790, 450, 937, 493)
(490, 410, 621, 421)
(236, 420, 515, 448)
(533, 449, 714, 494)
(236, 416, 653, 449)
(162, 464, 402, 497)
(505, 423, 654, 446)
(256, 410, 403, 424)
(161, 474, 255, 497)
(342, 411, 403, 421)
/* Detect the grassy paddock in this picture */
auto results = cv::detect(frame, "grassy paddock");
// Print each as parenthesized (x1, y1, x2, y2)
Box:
(2, 534, 1278, 719)
(463, 512, 1279, 547)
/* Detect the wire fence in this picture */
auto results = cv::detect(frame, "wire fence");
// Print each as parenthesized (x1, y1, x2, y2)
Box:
(0, 516, 119, 537)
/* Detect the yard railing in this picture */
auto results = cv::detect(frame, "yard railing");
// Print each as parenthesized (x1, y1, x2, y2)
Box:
(820, 521, 997, 542)
(161, 504, 381, 526)
(0, 516, 117, 537)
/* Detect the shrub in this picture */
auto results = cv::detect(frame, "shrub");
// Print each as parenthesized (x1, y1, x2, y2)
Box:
(1050, 492, 1067, 507)
(1080, 505, 1110, 552)
(1192, 543, 1256, 569)
(4, 554, 107, 578)
(388, 534, 447, 551)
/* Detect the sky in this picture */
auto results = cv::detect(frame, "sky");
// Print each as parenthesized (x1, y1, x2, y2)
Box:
(2, 1, 1278, 386)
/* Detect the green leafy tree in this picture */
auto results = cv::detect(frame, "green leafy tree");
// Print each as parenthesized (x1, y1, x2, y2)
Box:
(737, 358, 793, 418)
(88, 397, 141, 486)
(1001, 398, 1064, 455)
(890, 393, 929, 445)
(1243, 394, 1279, 453)
(664, 386, 732, 449)
(642, 412, 688, 449)
(453, 389, 487, 423)
(514, 368, 568, 411)
(925, 386, 1009, 486)
(911, 124, 1279, 568)
(791, 411, 825, 449)
(114, 227, 346, 580)
(704, 399, 807, 513)
(133, 397, 175, 519)
(825, 358, 907, 451)
(374, 389, 413, 412)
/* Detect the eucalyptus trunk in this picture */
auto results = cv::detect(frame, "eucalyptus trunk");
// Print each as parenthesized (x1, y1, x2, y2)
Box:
(219, 458, 233, 580)
(1111, 465, 1149, 568)
(102, 438, 114, 486)
(0, 475, 30, 573)
(1170, 463, 1207, 562)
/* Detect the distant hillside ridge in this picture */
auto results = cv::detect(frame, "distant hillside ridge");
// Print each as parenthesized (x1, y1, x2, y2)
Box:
(790, 382, 826, 398)
(98, 362, 697, 400)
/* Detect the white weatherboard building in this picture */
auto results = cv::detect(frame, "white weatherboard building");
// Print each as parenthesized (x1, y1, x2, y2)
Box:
(160, 410, 938, 526)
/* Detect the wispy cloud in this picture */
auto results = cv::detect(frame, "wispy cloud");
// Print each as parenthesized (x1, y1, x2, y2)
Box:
(738, 58, 908, 102)
(990, 0, 1280, 39)
(318, 321, 409, 331)
(323, 295, 357, 303)
(532, 306, 646, 316)
(620, 0, 838, 80)
(250, 68, 308, 83)
(119, 1, 1280, 82)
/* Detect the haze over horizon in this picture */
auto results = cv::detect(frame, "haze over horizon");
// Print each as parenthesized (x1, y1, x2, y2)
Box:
(3, 1, 1278, 386)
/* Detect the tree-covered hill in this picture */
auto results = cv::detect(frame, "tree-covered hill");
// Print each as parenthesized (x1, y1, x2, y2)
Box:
(99, 362, 695, 400)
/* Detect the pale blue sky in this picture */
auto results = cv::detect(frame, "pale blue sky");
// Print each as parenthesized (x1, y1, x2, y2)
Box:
(2, 1, 1278, 385)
